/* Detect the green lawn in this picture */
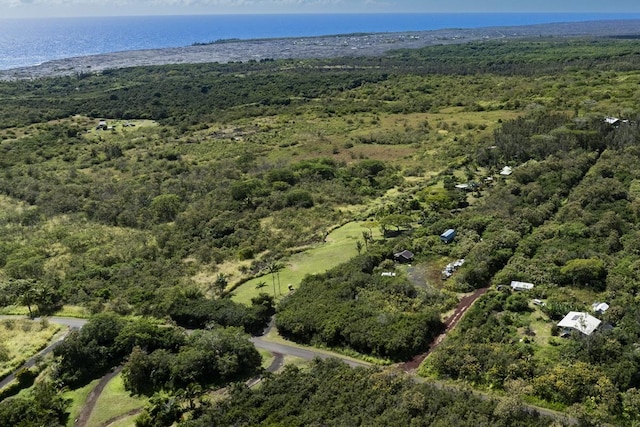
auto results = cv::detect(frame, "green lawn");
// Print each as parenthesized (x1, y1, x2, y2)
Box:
(86, 373, 146, 427)
(104, 414, 138, 427)
(259, 349, 275, 370)
(231, 221, 380, 305)
(63, 378, 101, 427)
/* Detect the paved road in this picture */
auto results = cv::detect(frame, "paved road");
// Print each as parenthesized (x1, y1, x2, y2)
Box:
(249, 337, 369, 368)
(0, 315, 575, 425)
(0, 316, 81, 390)
(0, 316, 368, 380)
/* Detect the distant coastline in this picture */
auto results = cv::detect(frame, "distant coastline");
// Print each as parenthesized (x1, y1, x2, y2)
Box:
(2, 19, 640, 81)
(4, 13, 640, 71)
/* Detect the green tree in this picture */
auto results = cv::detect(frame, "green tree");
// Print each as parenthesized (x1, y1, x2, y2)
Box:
(560, 258, 607, 290)
(266, 261, 284, 296)
(136, 391, 182, 427)
(212, 273, 228, 297)
(123, 347, 174, 396)
(2, 279, 60, 318)
(150, 194, 182, 223)
(0, 382, 70, 427)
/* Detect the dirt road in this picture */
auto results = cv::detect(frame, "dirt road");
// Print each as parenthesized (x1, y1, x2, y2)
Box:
(401, 287, 489, 372)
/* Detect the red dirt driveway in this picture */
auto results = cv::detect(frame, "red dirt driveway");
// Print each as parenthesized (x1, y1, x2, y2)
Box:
(401, 287, 489, 372)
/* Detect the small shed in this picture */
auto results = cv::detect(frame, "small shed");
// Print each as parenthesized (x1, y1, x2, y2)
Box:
(510, 281, 534, 291)
(500, 166, 513, 176)
(394, 250, 414, 263)
(558, 311, 601, 336)
(96, 120, 107, 130)
(592, 302, 609, 314)
(440, 229, 456, 244)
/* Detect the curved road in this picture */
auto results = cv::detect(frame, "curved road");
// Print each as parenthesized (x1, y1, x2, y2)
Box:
(0, 315, 368, 392)
(0, 315, 575, 425)
(0, 315, 83, 390)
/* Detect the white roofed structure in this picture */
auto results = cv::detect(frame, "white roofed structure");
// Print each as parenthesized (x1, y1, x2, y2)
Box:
(500, 166, 513, 176)
(558, 311, 601, 336)
(510, 281, 534, 291)
(592, 302, 610, 314)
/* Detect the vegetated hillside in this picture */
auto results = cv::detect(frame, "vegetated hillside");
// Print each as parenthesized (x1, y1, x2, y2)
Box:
(180, 358, 557, 427)
(420, 115, 640, 425)
(2, 36, 640, 425)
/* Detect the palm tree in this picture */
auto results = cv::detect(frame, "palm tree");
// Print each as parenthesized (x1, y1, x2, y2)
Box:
(267, 261, 285, 296)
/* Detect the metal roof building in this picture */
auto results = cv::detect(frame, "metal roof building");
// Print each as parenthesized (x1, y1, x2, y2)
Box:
(558, 311, 602, 336)
(510, 281, 534, 291)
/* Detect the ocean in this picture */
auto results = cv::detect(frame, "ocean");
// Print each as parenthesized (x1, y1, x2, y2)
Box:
(1, 13, 640, 71)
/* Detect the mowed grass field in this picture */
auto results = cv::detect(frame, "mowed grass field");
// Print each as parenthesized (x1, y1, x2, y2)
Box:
(231, 221, 380, 305)
(64, 378, 101, 427)
(86, 373, 146, 427)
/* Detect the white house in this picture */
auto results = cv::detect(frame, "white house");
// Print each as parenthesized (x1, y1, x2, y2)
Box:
(510, 281, 534, 291)
(558, 311, 601, 336)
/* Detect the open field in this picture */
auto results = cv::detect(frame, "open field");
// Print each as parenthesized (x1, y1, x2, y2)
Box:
(64, 378, 101, 427)
(0, 319, 61, 380)
(86, 373, 146, 427)
(231, 221, 381, 304)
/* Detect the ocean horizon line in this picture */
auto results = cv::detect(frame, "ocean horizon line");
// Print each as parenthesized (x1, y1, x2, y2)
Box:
(2, 13, 640, 71)
(3, 12, 640, 20)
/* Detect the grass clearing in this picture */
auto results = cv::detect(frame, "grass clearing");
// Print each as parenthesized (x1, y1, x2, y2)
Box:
(282, 355, 310, 368)
(0, 318, 62, 379)
(87, 373, 147, 427)
(104, 414, 138, 427)
(231, 221, 380, 305)
(64, 378, 101, 427)
(83, 119, 157, 142)
(54, 305, 91, 318)
(259, 349, 275, 370)
(525, 307, 569, 364)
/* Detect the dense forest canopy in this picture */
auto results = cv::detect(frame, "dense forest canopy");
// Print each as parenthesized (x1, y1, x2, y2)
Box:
(2, 36, 640, 425)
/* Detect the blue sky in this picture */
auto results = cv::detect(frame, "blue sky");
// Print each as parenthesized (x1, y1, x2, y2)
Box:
(3, 0, 640, 19)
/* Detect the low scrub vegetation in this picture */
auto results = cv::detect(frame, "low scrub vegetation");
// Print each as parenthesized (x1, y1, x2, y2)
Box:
(3, 36, 640, 425)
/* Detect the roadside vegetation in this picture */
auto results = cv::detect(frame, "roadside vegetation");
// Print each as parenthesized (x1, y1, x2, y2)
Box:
(0, 318, 60, 380)
(2, 36, 640, 425)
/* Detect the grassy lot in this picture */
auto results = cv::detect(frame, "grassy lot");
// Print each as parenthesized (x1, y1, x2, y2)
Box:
(87, 373, 146, 427)
(525, 305, 569, 365)
(259, 349, 275, 370)
(0, 319, 61, 379)
(230, 221, 380, 305)
(106, 415, 138, 427)
(64, 378, 101, 427)
(83, 118, 157, 141)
